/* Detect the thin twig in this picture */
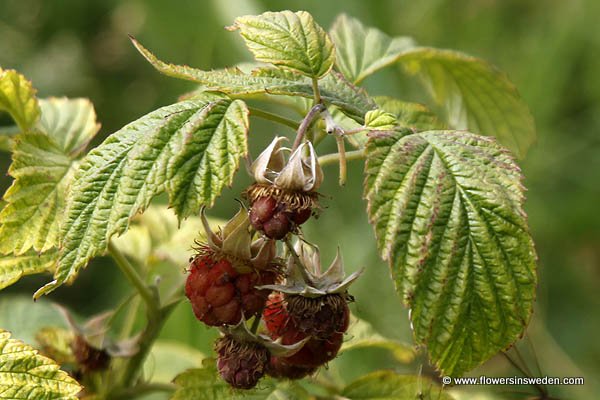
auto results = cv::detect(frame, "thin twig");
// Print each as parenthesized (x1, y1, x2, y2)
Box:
(108, 241, 158, 315)
(335, 136, 347, 186)
(292, 103, 325, 151)
(248, 107, 299, 129)
(318, 149, 365, 166)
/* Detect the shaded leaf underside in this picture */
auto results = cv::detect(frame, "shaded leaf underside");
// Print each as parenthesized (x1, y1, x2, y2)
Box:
(131, 38, 375, 123)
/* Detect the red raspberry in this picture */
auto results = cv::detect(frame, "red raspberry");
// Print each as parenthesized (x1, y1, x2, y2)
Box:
(286, 293, 350, 339)
(249, 195, 313, 239)
(216, 335, 269, 389)
(266, 356, 316, 380)
(262, 293, 344, 368)
(185, 252, 277, 326)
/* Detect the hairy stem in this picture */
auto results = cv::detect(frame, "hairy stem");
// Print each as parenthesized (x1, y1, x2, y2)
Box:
(318, 149, 365, 166)
(108, 242, 158, 315)
(248, 107, 299, 129)
(502, 351, 549, 398)
(292, 103, 325, 151)
(118, 299, 181, 388)
(334, 136, 347, 186)
(311, 77, 322, 104)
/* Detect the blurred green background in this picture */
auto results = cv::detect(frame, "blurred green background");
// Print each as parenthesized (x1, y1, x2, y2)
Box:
(1, 0, 599, 399)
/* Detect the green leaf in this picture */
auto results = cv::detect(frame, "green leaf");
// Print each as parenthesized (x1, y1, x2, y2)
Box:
(374, 96, 445, 131)
(364, 109, 398, 131)
(397, 48, 536, 158)
(0, 251, 57, 291)
(364, 130, 537, 376)
(144, 340, 205, 384)
(0, 295, 68, 345)
(229, 11, 335, 78)
(0, 98, 99, 255)
(37, 97, 248, 297)
(340, 316, 414, 363)
(342, 371, 453, 400)
(0, 329, 82, 399)
(172, 364, 311, 400)
(38, 97, 100, 156)
(330, 14, 415, 84)
(131, 38, 375, 123)
(0, 69, 40, 131)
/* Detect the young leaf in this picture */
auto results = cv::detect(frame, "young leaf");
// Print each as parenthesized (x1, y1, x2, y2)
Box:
(330, 14, 415, 84)
(342, 371, 453, 400)
(0, 69, 40, 131)
(374, 96, 445, 131)
(229, 10, 335, 78)
(364, 130, 537, 376)
(131, 38, 375, 123)
(0, 330, 82, 399)
(0, 251, 57, 291)
(397, 48, 536, 158)
(38, 97, 100, 156)
(0, 98, 99, 255)
(36, 97, 248, 297)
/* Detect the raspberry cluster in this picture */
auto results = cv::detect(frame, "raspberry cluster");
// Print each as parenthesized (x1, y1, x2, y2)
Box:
(184, 137, 360, 389)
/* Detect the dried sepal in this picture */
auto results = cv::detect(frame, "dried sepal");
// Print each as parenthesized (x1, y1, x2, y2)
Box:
(250, 137, 323, 193)
(259, 242, 363, 297)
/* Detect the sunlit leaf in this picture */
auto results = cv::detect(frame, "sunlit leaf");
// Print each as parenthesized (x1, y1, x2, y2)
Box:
(230, 10, 335, 78)
(342, 371, 453, 400)
(330, 14, 415, 83)
(397, 48, 536, 158)
(0, 329, 82, 399)
(0, 68, 40, 131)
(0, 251, 57, 291)
(374, 96, 445, 131)
(364, 130, 537, 375)
(36, 96, 248, 297)
(0, 98, 100, 256)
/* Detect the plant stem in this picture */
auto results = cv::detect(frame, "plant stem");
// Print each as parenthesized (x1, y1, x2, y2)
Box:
(311, 77, 322, 104)
(248, 107, 299, 129)
(119, 299, 181, 388)
(292, 103, 325, 151)
(318, 149, 365, 166)
(334, 136, 347, 186)
(108, 242, 158, 315)
(502, 351, 549, 398)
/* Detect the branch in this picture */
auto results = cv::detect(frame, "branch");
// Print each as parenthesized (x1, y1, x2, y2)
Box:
(292, 103, 326, 151)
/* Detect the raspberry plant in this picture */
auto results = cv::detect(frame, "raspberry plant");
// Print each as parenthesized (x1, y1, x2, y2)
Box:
(0, 10, 539, 400)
